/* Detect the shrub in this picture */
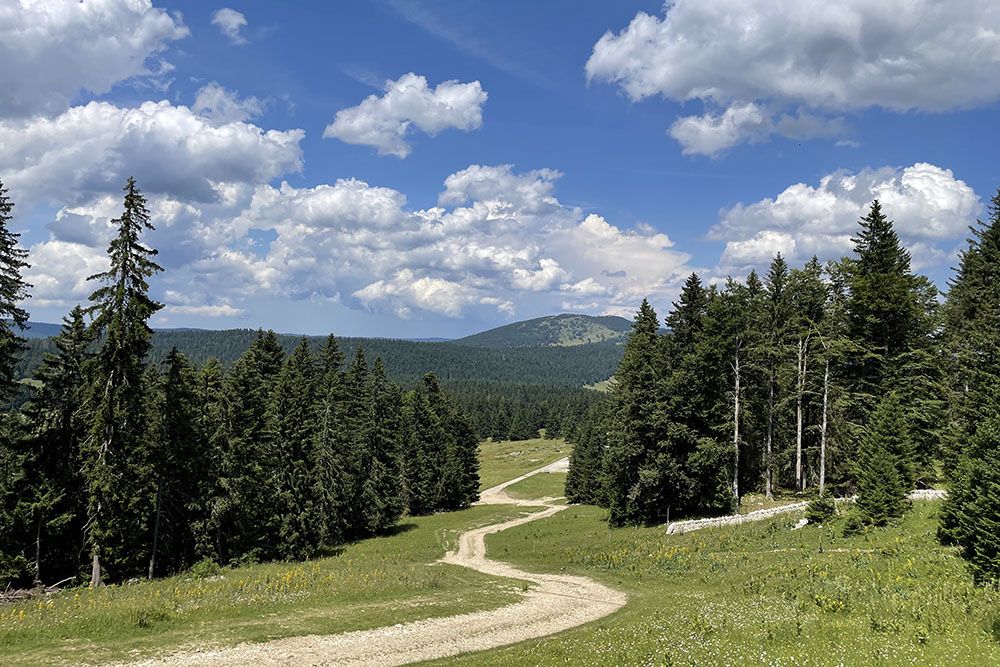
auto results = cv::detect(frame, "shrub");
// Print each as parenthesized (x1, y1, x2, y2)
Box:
(189, 557, 222, 580)
(805, 494, 836, 524)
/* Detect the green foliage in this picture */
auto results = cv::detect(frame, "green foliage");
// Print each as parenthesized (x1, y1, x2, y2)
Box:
(942, 418, 1000, 585)
(855, 394, 911, 527)
(805, 494, 836, 524)
(188, 557, 221, 580)
(82, 177, 163, 585)
(454, 313, 631, 348)
(0, 178, 31, 404)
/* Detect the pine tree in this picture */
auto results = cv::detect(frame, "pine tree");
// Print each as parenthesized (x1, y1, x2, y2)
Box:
(403, 375, 449, 515)
(787, 256, 828, 492)
(312, 335, 347, 547)
(941, 418, 1000, 585)
(83, 177, 163, 585)
(603, 299, 668, 525)
(216, 331, 284, 562)
(192, 357, 225, 560)
(761, 255, 791, 497)
(147, 349, 205, 577)
(267, 339, 320, 559)
(0, 178, 31, 403)
(943, 187, 1000, 463)
(566, 401, 608, 505)
(855, 394, 911, 527)
(20, 306, 93, 584)
(368, 358, 406, 530)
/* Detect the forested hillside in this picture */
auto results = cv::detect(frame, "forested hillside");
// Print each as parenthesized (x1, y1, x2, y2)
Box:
(0, 180, 482, 588)
(454, 314, 630, 348)
(14, 317, 624, 443)
(567, 194, 1000, 586)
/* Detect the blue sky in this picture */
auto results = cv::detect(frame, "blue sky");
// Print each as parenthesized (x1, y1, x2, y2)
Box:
(2, 1, 999, 337)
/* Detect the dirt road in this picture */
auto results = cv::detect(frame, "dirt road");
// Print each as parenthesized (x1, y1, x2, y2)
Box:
(124, 457, 625, 667)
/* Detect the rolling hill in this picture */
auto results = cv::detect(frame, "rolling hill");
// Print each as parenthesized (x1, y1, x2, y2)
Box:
(15, 316, 627, 389)
(455, 314, 631, 348)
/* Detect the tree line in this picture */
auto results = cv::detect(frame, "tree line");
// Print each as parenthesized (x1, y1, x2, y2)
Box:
(566, 195, 1000, 584)
(13, 321, 623, 443)
(0, 178, 480, 588)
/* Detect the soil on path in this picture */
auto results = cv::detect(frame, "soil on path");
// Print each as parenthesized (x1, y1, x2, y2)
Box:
(121, 457, 625, 667)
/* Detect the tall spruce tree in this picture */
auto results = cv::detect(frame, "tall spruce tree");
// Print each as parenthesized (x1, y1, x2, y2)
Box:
(216, 331, 283, 562)
(147, 349, 205, 577)
(761, 255, 791, 497)
(267, 339, 321, 559)
(603, 299, 668, 525)
(312, 335, 347, 547)
(565, 400, 610, 505)
(20, 307, 93, 584)
(367, 358, 406, 530)
(941, 418, 1000, 585)
(0, 178, 31, 402)
(83, 177, 163, 585)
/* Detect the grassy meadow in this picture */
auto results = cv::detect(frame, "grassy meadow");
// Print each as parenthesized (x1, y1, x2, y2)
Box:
(434, 501, 1000, 666)
(5, 436, 997, 667)
(504, 470, 567, 502)
(0, 437, 561, 665)
(0, 505, 537, 666)
(477, 437, 569, 490)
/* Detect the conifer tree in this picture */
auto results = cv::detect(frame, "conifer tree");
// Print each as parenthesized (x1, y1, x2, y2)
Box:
(761, 255, 791, 497)
(941, 418, 1000, 585)
(0, 178, 31, 402)
(367, 358, 406, 529)
(565, 401, 609, 505)
(83, 177, 163, 585)
(855, 394, 911, 526)
(943, 187, 1000, 461)
(267, 339, 320, 559)
(193, 357, 225, 560)
(147, 349, 205, 577)
(340, 348, 373, 536)
(603, 299, 668, 525)
(787, 256, 827, 491)
(216, 331, 284, 562)
(312, 335, 347, 546)
(20, 307, 92, 583)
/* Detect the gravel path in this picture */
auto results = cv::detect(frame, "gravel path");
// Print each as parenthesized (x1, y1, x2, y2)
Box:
(665, 488, 949, 535)
(121, 457, 625, 667)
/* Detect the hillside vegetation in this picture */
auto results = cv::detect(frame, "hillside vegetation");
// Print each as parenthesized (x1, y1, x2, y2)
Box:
(438, 501, 1000, 666)
(455, 314, 630, 348)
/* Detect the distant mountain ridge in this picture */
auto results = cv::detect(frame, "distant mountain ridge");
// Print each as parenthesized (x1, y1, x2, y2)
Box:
(455, 314, 631, 348)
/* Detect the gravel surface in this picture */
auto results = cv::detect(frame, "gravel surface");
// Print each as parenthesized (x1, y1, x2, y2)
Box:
(120, 457, 625, 667)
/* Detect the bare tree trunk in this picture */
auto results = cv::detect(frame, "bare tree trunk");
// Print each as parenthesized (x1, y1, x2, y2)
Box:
(148, 484, 163, 580)
(795, 337, 808, 492)
(819, 356, 830, 496)
(765, 371, 774, 499)
(732, 353, 741, 505)
(91, 550, 102, 588)
(34, 518, 42, 588)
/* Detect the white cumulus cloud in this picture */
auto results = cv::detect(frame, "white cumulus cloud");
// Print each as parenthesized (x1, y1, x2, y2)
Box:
(587, 0, 1000, 154)
(0, 0, 188, 118)
(713, 162, 982, 273)
(324, 73, 487, 158)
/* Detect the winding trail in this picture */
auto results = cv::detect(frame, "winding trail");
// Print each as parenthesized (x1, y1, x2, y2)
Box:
(124, 457, 625, 667)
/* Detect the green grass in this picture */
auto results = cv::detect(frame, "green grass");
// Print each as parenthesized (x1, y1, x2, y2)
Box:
(504, 472, 567, 503)
(737, 491, 804, 515)
(433, 501, 1000, 666)
(478, 438, 569, 490)
(0, 506, 536, 666)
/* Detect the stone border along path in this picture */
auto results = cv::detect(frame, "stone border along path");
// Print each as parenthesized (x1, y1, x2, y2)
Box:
(665, 488, 949, 535)
(120, 457, 626, 667)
